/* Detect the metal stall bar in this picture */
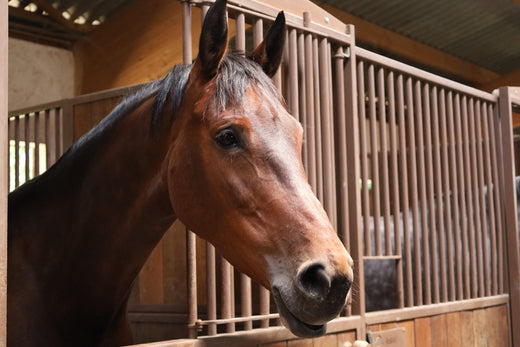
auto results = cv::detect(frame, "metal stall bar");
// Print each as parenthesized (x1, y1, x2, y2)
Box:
(386, 71, 404, 308)
(423, 83, 439, 304)
(396, 74, 413, 307)
(367, 64, 381, 256)
(431, 86, 448, 303)
(377, 67, 392, 257)
(439, 89, 456, 302)
(414, 80, 431, 305)
(497, 87, 520, 347)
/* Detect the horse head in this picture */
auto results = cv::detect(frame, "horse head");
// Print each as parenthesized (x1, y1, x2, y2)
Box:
(165, 0, 353, 337)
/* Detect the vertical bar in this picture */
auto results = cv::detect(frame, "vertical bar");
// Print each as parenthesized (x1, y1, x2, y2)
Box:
(182, 3, 198, 339)
(397, 74, 413, 307)
(498, 87, 520, 347)
(387, 71, 404, 308)
(319, 38, 334, 221)
(431, 86, 448, 303)
(454, 94, 470, 299)
(14, 116, 20, 188)
(206, 243, 217, 335)
(479, 101, 497, 295)
(344, 35, 365, 331)
(377, 67, 392, 256)
(8, 118, 12, 191)
(303, 13, 316, 193)
(234, 11, 252, 329)
(297, 33, 308, 174)
(333, 49, 350, 305)
(24, 114, 30, 181)
(422, 83, 438, 304)
(312, 37, 323, 203)
(447, 91, 463, 300)
(468, 99, 482, 298)
(34, 111, 40, 176)
(0, 2, 7, 341)
(487, 104, 504, 294)
(406, 77, 422, 306)
(327, 42, 338, 231)
(44, 110, 51, 170)
(367, 64, 381, 256)
(55, 108, 62, 158)
(439, 89, 456, 301)
(186, 229, 197, 339)
(182, 1, 192, 64)
(461, 95, 477, 299)
(221, 257, 234, 333)
(414, 80, 431, 305)
(288, 28, 299, 121)
(357, 61, 370, 256)
(253, 17, 271, 328)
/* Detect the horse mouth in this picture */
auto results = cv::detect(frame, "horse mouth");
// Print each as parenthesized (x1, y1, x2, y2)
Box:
(272, 287, 326, 337)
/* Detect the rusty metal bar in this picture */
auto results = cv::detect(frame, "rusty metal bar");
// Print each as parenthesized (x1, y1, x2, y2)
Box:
(186, 229, 197, 339)
(431, 86, 448, 303)
(386, 71, 404, 308)
(14, 116, 20, 188)
(446, 91, 463, 300)
(377, 67, 391, 257)
(297, 32, 308, 174)
(303, 13, 316, 194)
(344, 36, 365, 329)
(206, 243, 217, 335)
(467, 98, 480, 299)
(454, 93, 470, 300)
(414, 80, 431, 305)
(34, 111, 40, 176)
(396, 74, 413, 307)
(288, 28, 299, 120)
(486, 103, 504, 294)
(24, 114, 30, 181)
(357, 61, 371, 256)
(319, 37, 334, 222)
(406, 77, 422, 306)
(312, 36, 323, 203)
(422, 83, 438, 304)
(367, 64, 381, 256)
(461, 95, 477, 299)
(439, 89, 456, 301)
(498, 87, 520, 347)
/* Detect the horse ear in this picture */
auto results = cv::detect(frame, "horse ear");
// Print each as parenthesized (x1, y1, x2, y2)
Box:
(194, 0, 229, 81)
(249, 11, 286, 77)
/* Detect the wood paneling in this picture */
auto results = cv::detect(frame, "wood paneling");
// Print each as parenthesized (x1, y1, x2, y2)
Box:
(0, 2, 7, 345)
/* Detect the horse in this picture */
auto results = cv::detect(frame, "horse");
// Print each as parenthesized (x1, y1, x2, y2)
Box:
(7, 0, 353, 345)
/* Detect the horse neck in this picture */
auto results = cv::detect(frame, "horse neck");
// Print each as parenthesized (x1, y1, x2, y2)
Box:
(10, 96, 177, 308)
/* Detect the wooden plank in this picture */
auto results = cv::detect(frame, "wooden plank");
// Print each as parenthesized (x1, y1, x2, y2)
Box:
(0, 1, 7, 344)
(259, 342, 287, 347)
(312, 334, 337, 347)
(430, 314, 447, 347)
(414, 317, 431, 347)
(446, 312, 462, 347)
(459, 310, 475, 347)
(287, 338, 313, 347)
(336, 331, 356, 346)
(473, 308, 488, 347)
(72, 97, 123, 140)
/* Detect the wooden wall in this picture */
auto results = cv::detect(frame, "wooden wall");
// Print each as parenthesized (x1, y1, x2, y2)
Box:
(73, 0, 202, 94)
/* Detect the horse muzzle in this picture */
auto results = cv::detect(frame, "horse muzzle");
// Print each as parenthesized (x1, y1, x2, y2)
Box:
(271, 260, 352, 337)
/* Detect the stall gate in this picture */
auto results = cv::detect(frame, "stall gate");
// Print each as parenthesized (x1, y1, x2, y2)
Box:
(7, 0, 520, 346)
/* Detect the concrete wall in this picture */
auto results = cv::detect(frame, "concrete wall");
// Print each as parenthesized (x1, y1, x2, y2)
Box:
(8, 38, 74, 111)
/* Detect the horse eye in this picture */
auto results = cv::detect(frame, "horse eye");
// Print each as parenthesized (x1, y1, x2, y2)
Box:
(215, 128, 241, 149)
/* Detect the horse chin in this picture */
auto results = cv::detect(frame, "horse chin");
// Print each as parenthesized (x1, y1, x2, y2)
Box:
(272, 287, 327, 338)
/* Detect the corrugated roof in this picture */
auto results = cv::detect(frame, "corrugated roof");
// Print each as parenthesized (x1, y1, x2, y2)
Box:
(319, 0, 520, 75)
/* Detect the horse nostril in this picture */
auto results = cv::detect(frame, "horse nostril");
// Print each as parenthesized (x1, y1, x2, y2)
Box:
(298, 263, 332, 301)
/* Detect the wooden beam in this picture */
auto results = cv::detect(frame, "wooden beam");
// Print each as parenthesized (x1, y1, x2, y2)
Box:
(0, 2, 7, 346)
(312, 0, 500, 86)
(480, 67, 520, 92)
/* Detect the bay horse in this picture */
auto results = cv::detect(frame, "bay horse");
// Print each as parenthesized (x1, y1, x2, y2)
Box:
(8, 0, 353, 345)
